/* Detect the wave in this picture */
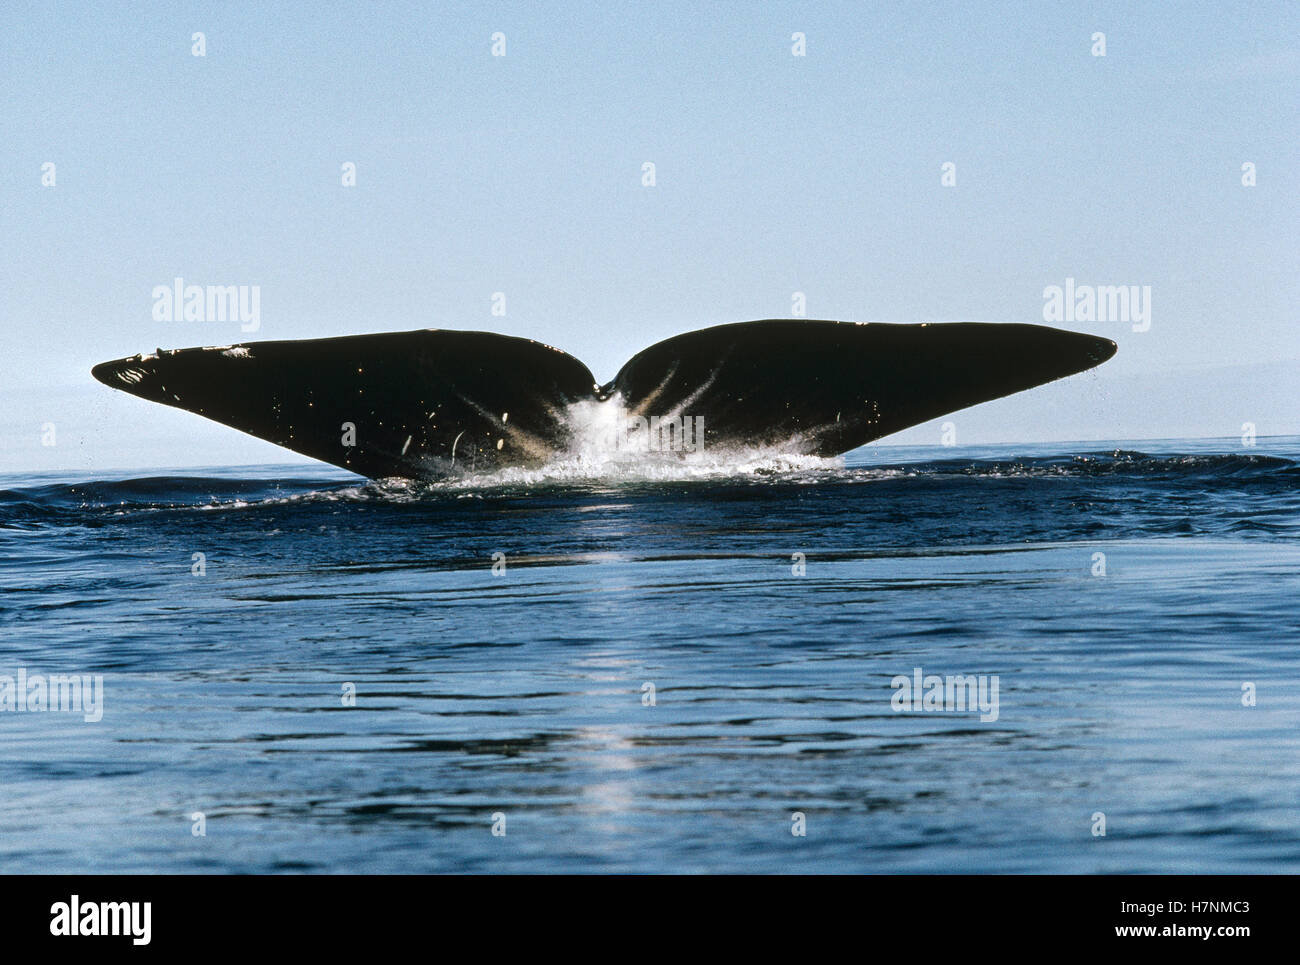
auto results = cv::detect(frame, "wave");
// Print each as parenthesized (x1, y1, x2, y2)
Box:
(0, 448, 1296, 519)
(884, 450, 1300, 481)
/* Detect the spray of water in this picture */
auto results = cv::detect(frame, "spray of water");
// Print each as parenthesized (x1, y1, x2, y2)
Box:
(412, 394, 840, 490)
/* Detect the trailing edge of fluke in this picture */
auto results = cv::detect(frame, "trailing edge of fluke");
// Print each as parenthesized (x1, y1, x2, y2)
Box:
(91, 319, 1117, 480)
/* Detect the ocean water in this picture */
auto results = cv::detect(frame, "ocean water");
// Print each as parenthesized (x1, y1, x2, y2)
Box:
(2, 436, 1299, 873)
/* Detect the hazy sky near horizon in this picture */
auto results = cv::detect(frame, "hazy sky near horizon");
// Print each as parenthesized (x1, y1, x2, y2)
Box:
(2, 0, 1297, 472)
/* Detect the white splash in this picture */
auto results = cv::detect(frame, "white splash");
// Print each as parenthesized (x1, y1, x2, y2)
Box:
(416, 395, 841, 490)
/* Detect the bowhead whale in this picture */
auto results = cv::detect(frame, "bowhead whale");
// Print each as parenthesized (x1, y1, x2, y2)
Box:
(91, 319, 1116, 479)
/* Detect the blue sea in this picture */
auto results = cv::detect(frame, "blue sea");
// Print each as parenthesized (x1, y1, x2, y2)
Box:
(2, 436, 1299, 873)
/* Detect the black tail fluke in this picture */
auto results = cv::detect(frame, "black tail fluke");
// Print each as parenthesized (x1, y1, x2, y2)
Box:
(91, 330, 597, 479)
(93, 321, 1115, 479)
(606, 320, 1117, 457)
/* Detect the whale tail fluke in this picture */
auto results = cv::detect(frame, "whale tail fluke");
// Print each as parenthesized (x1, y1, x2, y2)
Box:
(91, 330, 597, 479)
(606, 320, 1116, 457)
(92, 320, 1116, 479)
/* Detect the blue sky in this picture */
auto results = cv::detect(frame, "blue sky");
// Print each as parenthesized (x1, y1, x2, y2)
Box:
(3, 0, 1297, 472)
